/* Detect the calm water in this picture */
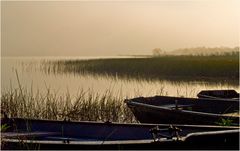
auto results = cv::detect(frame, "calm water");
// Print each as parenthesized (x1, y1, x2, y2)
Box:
(1, 57, 239, 99)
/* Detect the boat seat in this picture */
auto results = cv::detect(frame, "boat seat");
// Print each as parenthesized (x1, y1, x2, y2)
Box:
(222, 112, 240, 117)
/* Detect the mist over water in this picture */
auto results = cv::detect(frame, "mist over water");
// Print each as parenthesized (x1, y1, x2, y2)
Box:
(2, 57, 239, 100)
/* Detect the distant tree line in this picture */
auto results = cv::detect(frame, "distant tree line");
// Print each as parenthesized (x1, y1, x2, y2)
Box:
(152, 46, 239, 56)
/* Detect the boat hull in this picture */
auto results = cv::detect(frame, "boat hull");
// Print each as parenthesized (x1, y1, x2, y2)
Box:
(125, 95, 239, 125)
(128, 102, 239, 125)
(1, 118, 239, 150)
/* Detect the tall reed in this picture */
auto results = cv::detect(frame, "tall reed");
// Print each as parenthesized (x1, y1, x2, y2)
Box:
(1, 87, 136, 123)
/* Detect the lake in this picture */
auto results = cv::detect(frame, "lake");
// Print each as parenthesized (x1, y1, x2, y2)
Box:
(2, 56, 239, 99)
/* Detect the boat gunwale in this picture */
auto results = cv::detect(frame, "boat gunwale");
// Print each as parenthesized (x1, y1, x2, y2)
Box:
(1, 138, 160, 145)
(183, 129, 240, 141)
(126, 100, 239, 118)
(125, 95, 239, 103)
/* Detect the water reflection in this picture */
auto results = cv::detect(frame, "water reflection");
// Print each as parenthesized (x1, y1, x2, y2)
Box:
(1, 57, 239, 99)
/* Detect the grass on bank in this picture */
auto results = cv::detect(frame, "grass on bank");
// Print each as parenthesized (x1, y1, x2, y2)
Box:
(44, 53, 239, 84)
(1, 87, 136, 123)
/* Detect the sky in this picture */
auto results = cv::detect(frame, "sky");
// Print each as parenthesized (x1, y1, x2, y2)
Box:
(1, 0, 239, 56)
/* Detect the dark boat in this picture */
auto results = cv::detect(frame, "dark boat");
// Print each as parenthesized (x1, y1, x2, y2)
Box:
(1, 118, 239, 150)
(197, 90, 239, 100)
(125, 96, 239, 126)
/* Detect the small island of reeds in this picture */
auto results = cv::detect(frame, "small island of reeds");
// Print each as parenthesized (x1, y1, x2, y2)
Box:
(44, 52, 239, 85)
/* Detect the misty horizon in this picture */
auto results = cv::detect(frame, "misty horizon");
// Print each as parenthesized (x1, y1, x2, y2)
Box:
(1, 46, 239, 57)
(1, 0, 239, 57)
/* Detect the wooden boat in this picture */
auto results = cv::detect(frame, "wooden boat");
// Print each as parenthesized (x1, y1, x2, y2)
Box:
(1, 118, 239, 150)
(125, 96, 239, 126)
(197, 90, 239, 100)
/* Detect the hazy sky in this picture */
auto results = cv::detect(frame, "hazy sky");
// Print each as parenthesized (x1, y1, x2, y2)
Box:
(1, 0, 239, 56)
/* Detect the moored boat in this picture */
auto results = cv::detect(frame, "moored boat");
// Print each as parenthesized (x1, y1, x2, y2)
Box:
(1, 117, 239, 150)
(125, 95, 239, 126)
(197, 90, 239, 100)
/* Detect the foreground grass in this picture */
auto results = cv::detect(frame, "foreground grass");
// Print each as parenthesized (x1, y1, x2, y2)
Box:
(1, 88, 136, 123)
(44, 54, 239, 85)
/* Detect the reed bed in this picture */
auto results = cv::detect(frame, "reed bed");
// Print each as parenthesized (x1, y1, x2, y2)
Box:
(1, 87, 136, 123)
(43, 53, 239, 85)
